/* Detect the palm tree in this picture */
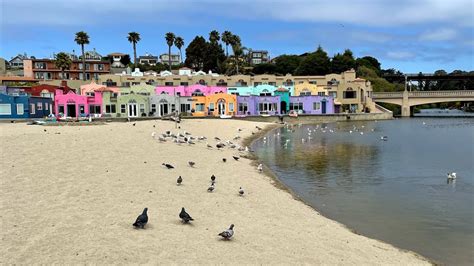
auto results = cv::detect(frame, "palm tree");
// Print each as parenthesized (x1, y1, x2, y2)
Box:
(222, 31, 232, 57)
(174, 37, 184, 64)
(229, 34, 242, 74)
(54, 52, 72, 80)
(74, 31, 90, 81)
(165, 32, 176, 71)
(127, 32, 141, 68)
(209, 30, 220, 43)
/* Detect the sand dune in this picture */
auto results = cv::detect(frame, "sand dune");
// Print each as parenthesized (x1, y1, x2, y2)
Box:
(0, 119, 429, 264)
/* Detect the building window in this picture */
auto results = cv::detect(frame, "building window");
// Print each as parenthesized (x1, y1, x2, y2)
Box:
(34, 62, 46, 69)
(180, 82, 188, 86)
(86, 92, 95, 97)
(192, 90, 204, 96)
(313, 102, 320, 110)
(37, 102, 43, 110)
(195, 103, 205, 112)
(268, 82, 276, 86)
(79, 105, 85, 114)
(45, 104, 49, 111)
(165, 82, 173, 86)
(343, 90, 356, 99)
(139, 103, 145, 114)
(58, 105, 65, 115)
(238, 103, 248, 113)
(329, 91, 337, 98)
(198, 79, 206, 85)
(229, 103, 234, 112)
(30, 103, 36, 114)
(105, 104, 116, 113)
(180, 104, 191, 112)
(254, 82, 262, 86)
(299, 91, 311, 96)
(309, 81, 317, 84)
(171, 104, 176, 112)
(151, 104, 156, 113)
(89, 105, 101, 114)
(260, 89, 271, 96)
(318, 92, 326, 96)
(289, 102, 303, 111)
(209, 103, 215, 112)
(16, 104, 24, 115)
(121, 104, 126, 113)
(258, 102, 276, 112)
(0, 104, 12, 115)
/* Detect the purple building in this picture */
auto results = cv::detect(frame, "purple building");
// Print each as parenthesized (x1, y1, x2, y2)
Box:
(289, 96, 334, 114)
(236, 95, 281, 116)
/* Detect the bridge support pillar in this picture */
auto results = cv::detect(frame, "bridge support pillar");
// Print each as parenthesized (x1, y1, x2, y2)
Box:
(401, 90, 410, 117)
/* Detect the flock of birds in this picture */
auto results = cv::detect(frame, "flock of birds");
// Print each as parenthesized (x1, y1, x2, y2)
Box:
(132, 123, 266, 240)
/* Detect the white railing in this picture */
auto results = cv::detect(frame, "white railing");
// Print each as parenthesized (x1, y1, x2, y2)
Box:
(408, 90, 474, 97)
(372, 92, 403, 98)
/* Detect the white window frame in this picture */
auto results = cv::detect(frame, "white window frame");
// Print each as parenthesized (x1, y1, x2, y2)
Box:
(17, 104, 24, 115)
(0, 104, 12, 115)
(30, 103, 35, 114)
(229, 103, 234, 112)
(37, 102, 43, 110)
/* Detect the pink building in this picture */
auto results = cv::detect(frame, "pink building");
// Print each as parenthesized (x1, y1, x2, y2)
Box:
(155, 84, 227, 96)
(80, 82, 120, 96)
(54, 89, 104, 118)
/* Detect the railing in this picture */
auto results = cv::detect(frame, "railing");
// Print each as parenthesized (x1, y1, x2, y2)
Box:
(372, 92, 403, 98)
(408, 90, 474, 97)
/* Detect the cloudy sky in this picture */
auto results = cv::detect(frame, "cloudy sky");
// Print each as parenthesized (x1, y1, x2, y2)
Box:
(1, 0, 473, 73)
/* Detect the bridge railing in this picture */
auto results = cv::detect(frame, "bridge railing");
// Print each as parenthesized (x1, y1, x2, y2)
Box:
(372, 92, 403, 98)
(408, 90, 474, 97)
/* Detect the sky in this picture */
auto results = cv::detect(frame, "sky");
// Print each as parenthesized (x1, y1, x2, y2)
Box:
(1, 0, 473, 73)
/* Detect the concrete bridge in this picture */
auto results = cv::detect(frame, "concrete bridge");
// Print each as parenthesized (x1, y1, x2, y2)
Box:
(372, 90, 474, 117)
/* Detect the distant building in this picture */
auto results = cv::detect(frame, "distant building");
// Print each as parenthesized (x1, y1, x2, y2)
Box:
(0, 58, 6, 74)
(80, 48, 103, 61)
(107, 52, 127, 68)
(9, 53, 30, 69)
(23, 58, 110, 80)
(159, 53, 181, 66)
(249, 50, 269, 65)
(138, 53, 158, 65)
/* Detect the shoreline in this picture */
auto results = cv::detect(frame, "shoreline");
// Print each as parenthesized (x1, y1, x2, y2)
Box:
(244, 122, 436, 265)
(1, 119, 432, 264)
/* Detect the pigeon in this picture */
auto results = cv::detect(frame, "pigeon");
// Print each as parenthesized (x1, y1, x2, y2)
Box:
(188, 161, 195, 167)
(256, 126, 262, 131)
(43, 129, 47, 132)
(238, 128, 243, 132)
(232, 156, 240, 161)
(188, 140, 196, 145)
(257, 164, 263, 172)
(163, 163, 175, 169)
(239, 187, 244, 196)
(132, 208, 148, 229)
(153, 125, 156, 128)
(218, 224, 234, 240)
(207, 182, 215, 192)
(215, 137, 221, 141)
(179, 207, 194, 223)
(207, 143, 213, 149)
(216, 143, 225, 149)
(222, 158, 227, 163)
(158, 136, 166, 142)
(132, 123, 136, 126)
(177, 176, 183, 185)
(211, 174, 216, 182)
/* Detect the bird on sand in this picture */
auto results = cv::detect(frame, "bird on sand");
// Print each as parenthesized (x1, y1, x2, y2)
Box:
(188, 161, 195, 167)
(257, 164, 263, 172)
(215, 137, 221, 141)
(216, 143, 225, 149)
(207, 181, 215, 192)
(207, 143, 213, 149)
(222, 158, 227, 163)
(162, 163, 175, 169)
(211, 174, 216, 182)
(256, 126, 262, 131)
(132, 123, 136, 126)
(177, 176, 183, 185)
(218, 224, 234, 240)
(232, 156, 240, 161)
(239, 187, 244, 196)
(132, 208, 148, 229)
(179, 208, 194, 223)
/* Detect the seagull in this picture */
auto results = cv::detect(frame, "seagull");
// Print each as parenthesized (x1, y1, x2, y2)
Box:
(179, 208, 194, 223)
(447, 172, 457, 179)
(207, 143, 213, 149)
(232, 156, 240, 161)
(211, 174, 216, 182)
(188, 161, 195, 167)
(216, 143, 225, 149)
(132, 208, 148, 229)
(256, 126, 262, 131)
(215, 137, 221, 141)
(257, 164, 263, 172)
(132, 123, 136, 126)
(238, 128, 243, 132)
(151, 132, 156, 138)
(222, 158, 227, 163)
(162, 163, 174, 169)
(158, 136, 166, 142)
(380, 136, 388, 141)
(177, 176, 183, 185)
(239, 187, 244, 196)
(207, 182, 215, 192)
(218, 224, 234, 240)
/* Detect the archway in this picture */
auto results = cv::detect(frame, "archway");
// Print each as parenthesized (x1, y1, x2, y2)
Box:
(280, 101, 287, 114)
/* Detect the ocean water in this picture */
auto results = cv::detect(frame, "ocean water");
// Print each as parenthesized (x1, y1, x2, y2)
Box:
(253, 118, 474, 265)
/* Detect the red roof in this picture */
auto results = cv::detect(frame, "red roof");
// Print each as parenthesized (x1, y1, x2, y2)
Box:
(28, 83, 75, 96)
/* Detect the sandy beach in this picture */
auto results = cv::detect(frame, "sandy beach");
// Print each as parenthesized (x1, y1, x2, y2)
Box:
(0, 119, 430, 264)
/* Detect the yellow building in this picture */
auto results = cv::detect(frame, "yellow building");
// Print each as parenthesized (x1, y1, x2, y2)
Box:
(191, 93, 237, 117)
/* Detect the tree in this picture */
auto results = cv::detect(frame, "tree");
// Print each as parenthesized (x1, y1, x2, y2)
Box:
(209, 30, 220, 44)
(295, 46, 330, 75)
(174, 37, 184, 63)
(221, 31, 232, 57)
(185, 36, 207, 70)
(165, 32, 176, 71)
(331, 49, 356, 73)
(356, 56, 381, 74)
(252, 63, 277, 74)
(120, 54, 131, 66)
(274, 54, 302, 75)
(228, 34, 242, 74)
(54, 52, 72, 80)
(127, 32, 141, 67)
(74, 31, 90, 81)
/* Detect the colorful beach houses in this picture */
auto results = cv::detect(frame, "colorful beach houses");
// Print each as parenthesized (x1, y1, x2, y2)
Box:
(0, 93, 52, 119)
(54, 89, 103, 118)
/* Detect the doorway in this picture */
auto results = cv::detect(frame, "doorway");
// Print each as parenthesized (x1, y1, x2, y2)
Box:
(128, 103, 138, 117)
(322, 100, 327, 114)
(159, 103, 169, 116)
(218, 100, 226, 115)
(280, 101, 287, 114)
(67, 104, 76, 117)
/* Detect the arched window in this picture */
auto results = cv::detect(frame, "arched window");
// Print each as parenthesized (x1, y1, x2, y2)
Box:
(192, 89, 204, 96)
(260, 89, 271, 96)
(160, 91, 168, 95)
(198, 79, 206, 85)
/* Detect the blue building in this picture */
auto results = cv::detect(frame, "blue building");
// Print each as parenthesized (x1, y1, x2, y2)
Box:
(0, 93, 52, 119)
